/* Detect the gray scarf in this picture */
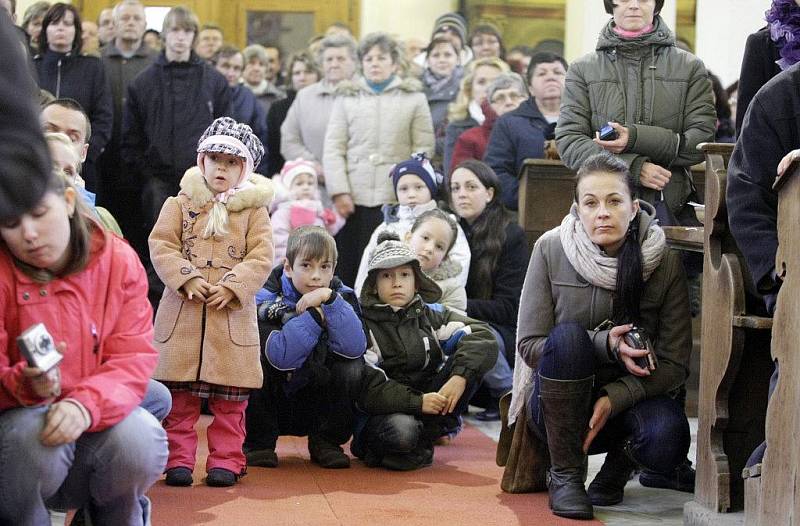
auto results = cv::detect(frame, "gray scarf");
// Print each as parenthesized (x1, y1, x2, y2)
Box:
(559, 204, 666, 290)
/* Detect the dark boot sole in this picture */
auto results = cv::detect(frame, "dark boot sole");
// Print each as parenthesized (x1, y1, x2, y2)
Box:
(552, 509, 595, 520)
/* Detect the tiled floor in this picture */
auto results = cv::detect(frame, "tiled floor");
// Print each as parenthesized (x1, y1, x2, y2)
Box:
(465, 410, 699, 526)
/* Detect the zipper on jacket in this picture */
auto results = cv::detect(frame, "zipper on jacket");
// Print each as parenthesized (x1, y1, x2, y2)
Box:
(56, 58, 62, 98)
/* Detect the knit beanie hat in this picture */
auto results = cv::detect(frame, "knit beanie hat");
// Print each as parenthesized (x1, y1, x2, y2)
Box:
(280, 158, 318, 189)
(432, 12, 468, 47)
(389, 153, 442, 199)
(361, 231, 442, 304)
(197, 117, 265, 188)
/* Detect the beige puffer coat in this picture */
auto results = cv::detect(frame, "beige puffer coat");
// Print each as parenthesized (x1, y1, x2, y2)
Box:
(323, 76, 435, 207)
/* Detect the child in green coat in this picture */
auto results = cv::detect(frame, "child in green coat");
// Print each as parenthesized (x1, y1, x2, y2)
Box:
(354, 231, 498, 470)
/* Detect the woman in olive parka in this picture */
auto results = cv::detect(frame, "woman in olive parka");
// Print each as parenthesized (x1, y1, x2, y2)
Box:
(556, 0, 715, 216)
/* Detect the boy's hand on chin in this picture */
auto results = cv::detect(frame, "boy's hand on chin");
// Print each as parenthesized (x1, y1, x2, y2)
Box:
(296, 288, 333, 313)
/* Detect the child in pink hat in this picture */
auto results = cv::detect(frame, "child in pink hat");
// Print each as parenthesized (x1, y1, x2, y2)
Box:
(271, 158, 344, 267)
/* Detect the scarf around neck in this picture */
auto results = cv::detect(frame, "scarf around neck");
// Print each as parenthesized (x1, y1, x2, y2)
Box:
(558, 204, 666, 290)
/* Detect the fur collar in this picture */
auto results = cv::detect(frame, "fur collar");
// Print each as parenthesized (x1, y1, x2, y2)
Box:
(179, 167, 274, 211)
(427, 257, 462, 282)
(335, 75, 423, 97)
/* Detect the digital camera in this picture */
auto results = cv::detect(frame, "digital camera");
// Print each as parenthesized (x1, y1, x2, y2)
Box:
(623, 326, 658, 371)
(17, 323, 63, 371)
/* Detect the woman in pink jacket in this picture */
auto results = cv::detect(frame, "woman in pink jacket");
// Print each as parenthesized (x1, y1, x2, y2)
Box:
(0, 174, 167, 525)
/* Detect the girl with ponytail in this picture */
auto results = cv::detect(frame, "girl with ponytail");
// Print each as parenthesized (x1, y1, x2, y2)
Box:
(508, 152, 693, 520)
(149, 117, 275, 487)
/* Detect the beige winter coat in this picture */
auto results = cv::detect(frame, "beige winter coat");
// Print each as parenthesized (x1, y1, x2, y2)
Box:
(149, 168, 274, 388)
(323, 76, 435, 207)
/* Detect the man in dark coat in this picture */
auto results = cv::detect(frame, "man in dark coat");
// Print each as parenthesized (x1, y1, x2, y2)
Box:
(727, 60, 800, 468)
(121, 5, 230, 306)
(121, 5, 230, 229)
(0, 10, 49, 220)
(728, 62, 800, 314)
(99, 0, 155, 258)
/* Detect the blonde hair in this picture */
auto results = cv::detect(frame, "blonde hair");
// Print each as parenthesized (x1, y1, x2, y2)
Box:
(447, 57, 510, 122)
(203, 201, 229, 239)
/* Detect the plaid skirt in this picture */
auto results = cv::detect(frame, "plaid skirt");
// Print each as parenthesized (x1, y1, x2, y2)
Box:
(162, 381, 250, 401)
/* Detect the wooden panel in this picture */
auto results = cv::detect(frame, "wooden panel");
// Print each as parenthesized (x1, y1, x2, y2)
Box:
(76, 0, 354, 47)
(756, 163, 800, 525)
(517, 159, 576, 249)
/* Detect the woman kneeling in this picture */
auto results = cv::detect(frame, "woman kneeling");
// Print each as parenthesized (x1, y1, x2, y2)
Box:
(511, 152, 692, 520)
(0, 174, 167, 525)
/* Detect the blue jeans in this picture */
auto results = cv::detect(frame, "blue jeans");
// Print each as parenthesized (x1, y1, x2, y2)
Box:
(0, 406, 168, 526)
(142, 379, 172, 421)
(527, 322, 690, 473)
(481, 327, 513, 399)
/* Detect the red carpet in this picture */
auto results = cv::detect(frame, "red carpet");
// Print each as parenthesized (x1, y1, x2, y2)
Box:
(148, 416, 604, 525)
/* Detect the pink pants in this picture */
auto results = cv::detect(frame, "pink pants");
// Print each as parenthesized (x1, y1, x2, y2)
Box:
(164, 391, 248, 475)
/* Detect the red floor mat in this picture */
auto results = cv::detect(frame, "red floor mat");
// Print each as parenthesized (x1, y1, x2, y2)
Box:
(148, 416, 603, 525)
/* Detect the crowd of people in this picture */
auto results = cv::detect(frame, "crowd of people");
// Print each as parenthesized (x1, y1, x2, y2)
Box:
(0, 0, 795, 523)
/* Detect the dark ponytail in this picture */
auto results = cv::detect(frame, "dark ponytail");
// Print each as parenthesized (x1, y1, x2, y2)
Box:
(575, 152, 643, 324)
(612, 219, 643, 324)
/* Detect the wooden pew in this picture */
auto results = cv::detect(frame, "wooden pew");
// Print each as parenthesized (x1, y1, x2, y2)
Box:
(684, 144, 774, 525)
(516, 158, 706, 249)
(741, 162, 800, 525)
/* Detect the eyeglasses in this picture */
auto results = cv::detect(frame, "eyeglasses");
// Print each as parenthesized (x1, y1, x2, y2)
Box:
(491, 92, 524, 104)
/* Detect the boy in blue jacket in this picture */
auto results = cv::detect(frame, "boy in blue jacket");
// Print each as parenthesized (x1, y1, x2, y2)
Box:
(244, 226, 367, 469)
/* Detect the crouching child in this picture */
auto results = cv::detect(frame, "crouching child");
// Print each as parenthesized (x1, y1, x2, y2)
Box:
(353, 232, 498, 470)
(244, 226, 367, 468)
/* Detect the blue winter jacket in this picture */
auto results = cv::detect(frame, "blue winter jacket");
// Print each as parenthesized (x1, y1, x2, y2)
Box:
(483, 98, 551, 210)
(257, 266, 366, 374)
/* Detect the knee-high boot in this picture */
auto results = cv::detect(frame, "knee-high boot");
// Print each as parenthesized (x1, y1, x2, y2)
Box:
(539, 373, 595, 520)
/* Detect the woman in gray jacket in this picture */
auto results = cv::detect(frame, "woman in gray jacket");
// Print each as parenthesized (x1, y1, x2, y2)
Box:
(510, 153, 692, 520)
(556, 0, 715, 216)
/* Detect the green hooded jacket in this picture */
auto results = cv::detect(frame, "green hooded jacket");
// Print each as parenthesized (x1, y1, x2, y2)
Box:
(556, 15, 716, 212)
(359, 294, 498, 415)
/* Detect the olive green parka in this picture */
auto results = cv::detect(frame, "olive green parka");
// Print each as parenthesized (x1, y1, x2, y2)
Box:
(556, 16, 716, 212)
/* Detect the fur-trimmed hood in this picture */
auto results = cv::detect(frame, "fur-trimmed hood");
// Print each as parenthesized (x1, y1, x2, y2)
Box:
(335, 75, 424, 97)
(179, 166, 274, 211)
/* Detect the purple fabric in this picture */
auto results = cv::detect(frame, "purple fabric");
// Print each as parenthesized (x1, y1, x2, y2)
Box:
(766, 0, 800, 70)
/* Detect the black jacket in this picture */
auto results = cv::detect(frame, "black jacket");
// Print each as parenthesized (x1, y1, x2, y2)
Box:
(483, 98, 550, 210)
(727, 62, 800, 312)
(265, 90, 296, 176)
(121, 51, 231, 184)
(462, 220, 527, 356)
(34, 49, 113, 165)
(736, 27, 782, 135)
(0, 12, 49, 220)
